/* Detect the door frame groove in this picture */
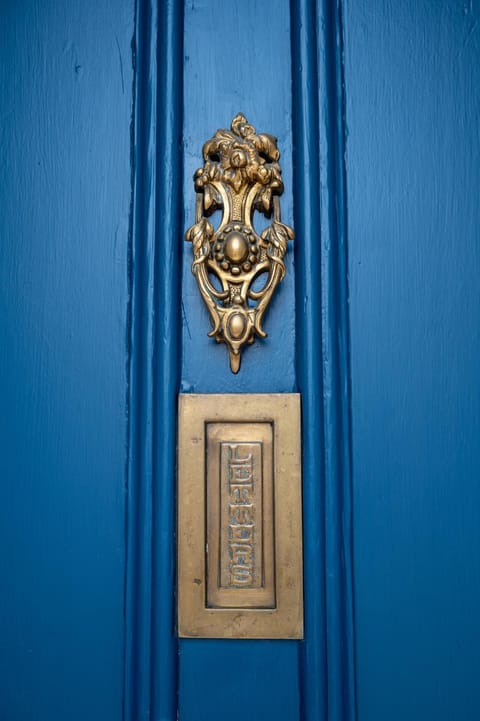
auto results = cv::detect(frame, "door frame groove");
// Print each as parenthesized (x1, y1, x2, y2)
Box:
(291, 1, 356, 719)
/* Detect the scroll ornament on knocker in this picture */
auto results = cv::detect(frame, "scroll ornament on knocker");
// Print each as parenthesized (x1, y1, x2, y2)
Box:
(185, 113, 294, 373)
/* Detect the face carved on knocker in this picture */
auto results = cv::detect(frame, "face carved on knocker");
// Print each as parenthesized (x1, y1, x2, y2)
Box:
(185, 113, 294, 373)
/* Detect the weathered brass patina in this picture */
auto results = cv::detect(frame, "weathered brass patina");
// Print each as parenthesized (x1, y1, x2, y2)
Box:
(185, 114, 294, 373)
(177, 394, 303, 639)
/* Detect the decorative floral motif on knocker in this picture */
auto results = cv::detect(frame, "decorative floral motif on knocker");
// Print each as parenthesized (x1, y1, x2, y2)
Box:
(185, 113, 294, 373)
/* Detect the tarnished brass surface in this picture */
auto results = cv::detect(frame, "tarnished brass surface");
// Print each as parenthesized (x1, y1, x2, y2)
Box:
(185, 114, 294, 373)
(177, 394, 303, 639)
(206, 422, 275, 610)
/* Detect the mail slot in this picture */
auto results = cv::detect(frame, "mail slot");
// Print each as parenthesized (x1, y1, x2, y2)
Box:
(177, 393, 303, 639)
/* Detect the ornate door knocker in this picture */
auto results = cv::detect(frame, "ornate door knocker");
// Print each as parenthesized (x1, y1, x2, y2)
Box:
(185, 113, 294, 373)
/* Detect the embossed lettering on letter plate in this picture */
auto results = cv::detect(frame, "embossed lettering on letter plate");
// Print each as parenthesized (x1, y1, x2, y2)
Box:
(206, 423, 275, 609)
(177, 394, 303, 639)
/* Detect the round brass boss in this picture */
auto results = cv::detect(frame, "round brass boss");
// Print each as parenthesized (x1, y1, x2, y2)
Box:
(223, 231, 249, 264)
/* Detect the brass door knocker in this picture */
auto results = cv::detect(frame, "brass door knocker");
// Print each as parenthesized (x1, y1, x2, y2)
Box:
(185, 113, 294, 373)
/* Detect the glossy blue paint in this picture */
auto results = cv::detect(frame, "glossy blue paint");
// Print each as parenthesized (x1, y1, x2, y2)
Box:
(3, 2, 479, 720)
(290, 1, 327, 720)
(181, 0, 296, 394)
(179, 1, 300, 720)
(151, 0, 183, 717)
(125, 1, 183, 720)
(314, 3, 356, 720)
(292, 1, 356, 720)
(343, 1, 480, 720)
(0, 2, 134, 720)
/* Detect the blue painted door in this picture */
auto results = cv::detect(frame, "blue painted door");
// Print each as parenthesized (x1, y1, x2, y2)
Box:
(2, 2, 480, 721)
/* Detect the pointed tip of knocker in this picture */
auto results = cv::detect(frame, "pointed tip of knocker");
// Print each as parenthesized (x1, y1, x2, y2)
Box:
(229, 351, 241, 374)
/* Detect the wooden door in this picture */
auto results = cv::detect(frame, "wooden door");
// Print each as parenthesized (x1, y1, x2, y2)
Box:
(2, 2, 479, 721)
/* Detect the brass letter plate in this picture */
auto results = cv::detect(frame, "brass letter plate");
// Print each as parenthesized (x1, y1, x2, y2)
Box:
(177, 394, 303, 639)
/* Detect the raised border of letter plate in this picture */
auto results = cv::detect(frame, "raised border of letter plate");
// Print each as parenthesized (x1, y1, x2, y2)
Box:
(177, 393, 303, 639)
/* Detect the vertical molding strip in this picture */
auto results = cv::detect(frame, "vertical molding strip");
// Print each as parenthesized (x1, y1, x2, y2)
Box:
(125, 1, 183, 720)
(290, 1, 327, 720)
(151, 0, 183, 718)
(315, 1, 356, 720)
(291, 1, 356, 720)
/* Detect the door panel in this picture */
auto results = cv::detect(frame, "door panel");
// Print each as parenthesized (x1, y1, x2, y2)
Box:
(181, 1, 296, 394)
(0, 2, 134, 720)
(179, 2, 300, 719)
(343, 2, 480, 719)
